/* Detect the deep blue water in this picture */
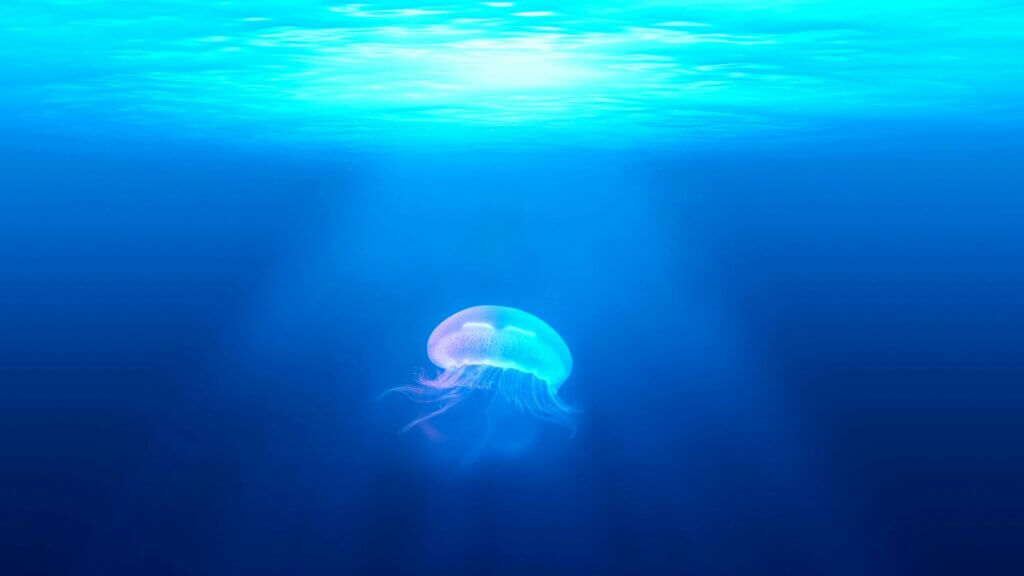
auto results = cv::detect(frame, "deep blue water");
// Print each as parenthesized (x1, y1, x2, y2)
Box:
(3, 1, 1024, 575)
(4, 128, 1023, 575)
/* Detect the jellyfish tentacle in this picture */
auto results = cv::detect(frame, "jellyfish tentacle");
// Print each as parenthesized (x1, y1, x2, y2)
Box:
(380, 365, 465, 402)
(382, 385, 448, 403)
(482, 367, 576, 431)
(389, 365, 474, 432)
(389, 364, 575, 436)
(418, 364, 466, 390)
(399, 390, 464, 433)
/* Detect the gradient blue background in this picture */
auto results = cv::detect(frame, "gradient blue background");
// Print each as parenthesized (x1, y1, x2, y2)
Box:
(4, 127, 1022, 575)
(2, 1, 1024, 574)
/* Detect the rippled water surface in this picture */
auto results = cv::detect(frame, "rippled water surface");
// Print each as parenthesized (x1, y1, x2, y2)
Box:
(3, 0, 1023, 146)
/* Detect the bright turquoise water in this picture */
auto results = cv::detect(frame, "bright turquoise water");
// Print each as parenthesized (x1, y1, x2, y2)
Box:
(3, 1, 1022, 147)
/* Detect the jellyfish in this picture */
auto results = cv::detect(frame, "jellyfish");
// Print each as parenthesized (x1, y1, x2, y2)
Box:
(390, 305, 575, 434)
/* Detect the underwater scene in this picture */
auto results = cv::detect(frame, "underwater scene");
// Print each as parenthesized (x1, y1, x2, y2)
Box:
(2, 1, 1023, 574)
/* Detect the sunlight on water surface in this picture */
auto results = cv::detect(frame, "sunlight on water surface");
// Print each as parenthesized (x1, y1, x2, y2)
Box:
(2, 0, 1022, 147)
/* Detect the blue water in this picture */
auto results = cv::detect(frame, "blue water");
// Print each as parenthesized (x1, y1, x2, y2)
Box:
(3, 2, 1024, 575)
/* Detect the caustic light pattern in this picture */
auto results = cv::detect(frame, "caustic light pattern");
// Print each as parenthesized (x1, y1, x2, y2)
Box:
(392, 305, 575, 433)
(4, 1, 1023, 146)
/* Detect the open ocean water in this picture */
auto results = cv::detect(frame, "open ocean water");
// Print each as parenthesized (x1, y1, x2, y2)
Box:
(2, 1, 1023, 575)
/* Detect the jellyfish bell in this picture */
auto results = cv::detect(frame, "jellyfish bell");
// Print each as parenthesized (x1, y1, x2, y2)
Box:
(390, 305, 576, 435)
(427, 305, 572, 390)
